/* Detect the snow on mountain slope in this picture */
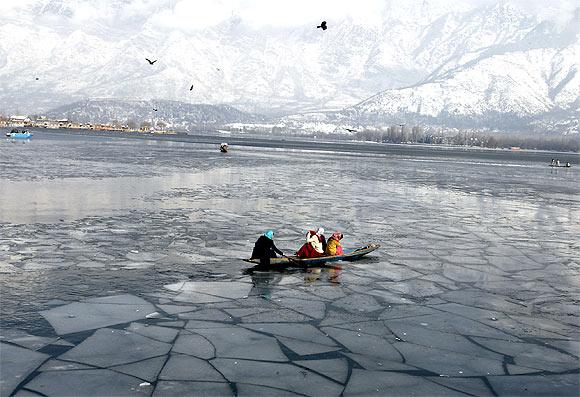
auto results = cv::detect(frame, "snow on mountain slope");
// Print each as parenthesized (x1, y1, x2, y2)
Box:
(45, 99, 258, 127)
(0, 0, 578, 133)
(345, 10, 579, 133)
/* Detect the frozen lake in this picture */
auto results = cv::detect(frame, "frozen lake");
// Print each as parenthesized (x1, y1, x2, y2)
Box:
(1, 129, 579, 396)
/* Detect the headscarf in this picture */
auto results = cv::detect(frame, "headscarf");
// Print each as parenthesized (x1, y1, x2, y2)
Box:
(317, 227, 325, 235)
(264, 230, 274, 240)
(331, 232, 343, 241)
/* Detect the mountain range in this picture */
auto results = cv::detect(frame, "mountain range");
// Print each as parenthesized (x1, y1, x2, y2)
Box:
(45, 99, 259, 129)
(0, 0, 578, 133)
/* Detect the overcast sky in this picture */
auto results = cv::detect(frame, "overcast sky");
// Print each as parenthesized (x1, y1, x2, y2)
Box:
(1, 0, 578, 30)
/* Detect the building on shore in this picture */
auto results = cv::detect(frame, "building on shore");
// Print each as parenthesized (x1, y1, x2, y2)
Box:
(1, 115, 175, 135)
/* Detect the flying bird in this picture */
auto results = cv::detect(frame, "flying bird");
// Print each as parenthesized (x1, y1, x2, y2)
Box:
(317, 21, 327, 30)
(145, 58, 157, 65)
(345, 128, 357, 133)
(190, 85, 194, 91)
(35, 77, 39, 80)
(153, 108, 158, 111)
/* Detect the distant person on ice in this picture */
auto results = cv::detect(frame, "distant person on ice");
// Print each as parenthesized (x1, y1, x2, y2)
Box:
(251, 230, 284, 266)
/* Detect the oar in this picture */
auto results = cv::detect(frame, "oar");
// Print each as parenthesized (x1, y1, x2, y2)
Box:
(281, 253, 304, 267)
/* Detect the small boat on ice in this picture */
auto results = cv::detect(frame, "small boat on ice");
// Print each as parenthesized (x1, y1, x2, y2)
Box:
(549, 163, 571, 168)
(7, 129, 33, 139)
(243, 243, 380, 268)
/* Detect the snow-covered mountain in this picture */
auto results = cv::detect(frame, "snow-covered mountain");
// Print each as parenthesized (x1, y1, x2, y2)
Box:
(342, 6, 580, 133)
(0, 0, 578, 133)
(46, 99, 260, 129)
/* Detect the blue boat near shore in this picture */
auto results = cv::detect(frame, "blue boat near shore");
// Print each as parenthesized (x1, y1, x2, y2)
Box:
(7, 129, 33, 139)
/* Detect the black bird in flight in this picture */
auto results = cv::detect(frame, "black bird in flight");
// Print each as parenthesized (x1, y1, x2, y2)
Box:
(35, 77, 39, 80)
(317, 21, 327, 30)
(153, 108, 158, 111)
(345, 128, 357, 133)
(190, 85, 194, 91)
(145, 58, 157, 65)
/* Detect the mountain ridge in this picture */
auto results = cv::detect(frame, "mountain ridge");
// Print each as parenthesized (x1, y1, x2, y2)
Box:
(0, 0, 578, 133)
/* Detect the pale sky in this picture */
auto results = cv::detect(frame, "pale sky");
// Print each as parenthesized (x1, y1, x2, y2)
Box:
(1, 0, 578, 31)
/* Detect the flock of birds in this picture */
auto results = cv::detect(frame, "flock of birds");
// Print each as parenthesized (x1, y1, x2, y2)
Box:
(34, 21, 334, 124)
(142, 21, 329, 112)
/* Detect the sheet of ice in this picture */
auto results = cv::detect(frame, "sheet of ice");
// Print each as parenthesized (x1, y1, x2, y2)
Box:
(488, 373, 579, 396)
(273, 297, 326, 319)
(241, 323, 337, 346)
(164, 281, 252, 300)
(395, 343, 505, 376)
(0, 329, 58, 350)
(471, 337, 579, 372)
(153, 381, 233, 396)
(126, 323, 179, 343)
(158, 354, 225, 381)
(235, 384, 298, 397)
(342, 353, 415, 371)
(332, 294, 383, 313)
(278, 337, 342, 355)
(111, 356, 167, 382)
(211, 358, 344, 396)
(294, 358, 349, 383)
(40, 294, 158, 335)
(59, 328, 171, 367)
(177, 308, 233, 322)
(156, 304, 197, 315)
(240, 309, 310, 323)
(386, 321, 504, 360)
(171, 332, 215, 359)
(343, 369, 465, 396)
(430, 377, 496, 396)
(321, 327, 402, 362)
(23, 369, 149, 396)
(194, 326, 288, 362)
(39, 359, 93, 371)
(0, 343, 49, 396)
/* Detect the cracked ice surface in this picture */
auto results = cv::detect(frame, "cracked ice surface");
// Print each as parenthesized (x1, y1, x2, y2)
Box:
(0, 343, 49, 396)
(39, 294, 158, 335)
(1, 132, 579, 396)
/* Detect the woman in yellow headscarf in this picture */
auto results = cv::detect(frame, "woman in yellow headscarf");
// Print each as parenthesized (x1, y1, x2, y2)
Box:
(325, 232, 344, 256)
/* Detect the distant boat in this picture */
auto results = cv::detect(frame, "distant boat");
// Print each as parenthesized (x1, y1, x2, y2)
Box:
(7, 129, 33, 139)
(549, 163, 571, 168)
(220, 143, 229, 153)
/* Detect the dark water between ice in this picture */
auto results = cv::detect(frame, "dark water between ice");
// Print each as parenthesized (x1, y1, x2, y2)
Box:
(0, 129, 578, 396)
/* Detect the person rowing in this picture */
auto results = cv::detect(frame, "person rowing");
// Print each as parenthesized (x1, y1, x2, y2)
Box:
(250, 230, 284, 266)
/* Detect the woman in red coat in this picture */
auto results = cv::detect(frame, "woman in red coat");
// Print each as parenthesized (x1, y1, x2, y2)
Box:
(296, 229, 325, 258)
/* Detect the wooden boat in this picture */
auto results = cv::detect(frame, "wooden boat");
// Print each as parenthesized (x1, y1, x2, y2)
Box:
(243, 243, 380, 267)
(549, 164, 571, 168)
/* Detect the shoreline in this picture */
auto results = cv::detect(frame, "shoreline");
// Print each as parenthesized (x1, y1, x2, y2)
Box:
(4, 127, 579, 162)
